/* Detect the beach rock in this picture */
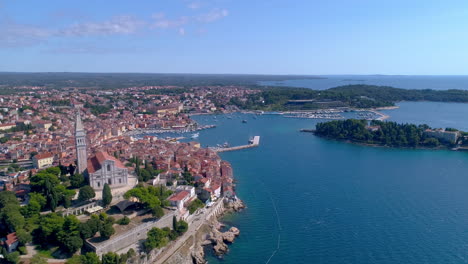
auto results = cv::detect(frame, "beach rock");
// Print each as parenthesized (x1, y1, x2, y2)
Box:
(222, 227, 240, 243)
(191, 244, 207, 264)
(206, 224, 241, 256)
(224, 198, 246, 212)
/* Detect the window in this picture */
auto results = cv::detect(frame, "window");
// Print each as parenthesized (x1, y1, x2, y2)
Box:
(119, 179, 122, 184)
(97, 182, 100, 188)
(107, 164, 111, 171)
(108, 179, 112, 185)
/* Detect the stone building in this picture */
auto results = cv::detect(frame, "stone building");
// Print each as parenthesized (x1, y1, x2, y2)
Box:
(424, 128, 460, 144)
(75, 112, 128, 190)
(32, 152, 54, 169)
(87, 151, 128, 189)
(75, 112, 88, 174)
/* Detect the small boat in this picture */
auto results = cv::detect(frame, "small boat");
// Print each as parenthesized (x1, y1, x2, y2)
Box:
(242, 120, 247, 123)
(222, 142, 230, 148)
(191, 133, 199, 139)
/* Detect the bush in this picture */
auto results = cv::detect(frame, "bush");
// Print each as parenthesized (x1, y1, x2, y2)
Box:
(117, 216, 130, 225)
(187, 198, 204, 214)
(18, 246, 27, 255)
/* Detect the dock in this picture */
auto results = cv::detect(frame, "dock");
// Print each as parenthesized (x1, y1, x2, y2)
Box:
(210, 136, 260, 152)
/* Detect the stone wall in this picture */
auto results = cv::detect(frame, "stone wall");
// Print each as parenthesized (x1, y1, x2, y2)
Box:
(86, 212, 176, 256)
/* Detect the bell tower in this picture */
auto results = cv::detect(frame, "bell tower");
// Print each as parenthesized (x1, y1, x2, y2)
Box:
(75, 112, 87, 174)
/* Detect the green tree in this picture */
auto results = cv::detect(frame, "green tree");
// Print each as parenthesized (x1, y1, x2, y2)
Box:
(70, 173, 85, 188)
(176, 220, 188, 235)
(101, 252, 119, 264)
(4, 251, 20, 264)
(78, 185, 96, 202)
(187, 198, 204, 214)
(0, 191, 20, 208)
(102, 184, 112, 207)
(2, 203, 25, 232)
(117, 216, 130, 225)
(30, 254, 48, 264)
(24, 192, 47, 216)
(57, 215, 83, 254)
(144, 228, 169, 252)
(79, 216, 100, 239)
(81, 252, 101, 264)
(100, 221, 115, 239)
(172, 215, 177, 231)
(152, 205, 164, 218)
(16, 229, 32, 245)
(34, 213, 65, 244)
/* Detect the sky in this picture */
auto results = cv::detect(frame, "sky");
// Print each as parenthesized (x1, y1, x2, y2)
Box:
(1, 0, 468, 75)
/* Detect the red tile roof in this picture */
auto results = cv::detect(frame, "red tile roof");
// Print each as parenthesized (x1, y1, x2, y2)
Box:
(5, 233, 17, 246)
(87, 151, 126, 173)
(168, 190, 189, 202)
(34, 152, 54, 160)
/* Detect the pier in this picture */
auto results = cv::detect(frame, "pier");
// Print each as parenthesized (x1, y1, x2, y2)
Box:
(210, 136, 260, 152)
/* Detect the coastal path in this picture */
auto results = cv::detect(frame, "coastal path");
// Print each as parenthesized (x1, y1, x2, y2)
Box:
(153, 199, 224, 264)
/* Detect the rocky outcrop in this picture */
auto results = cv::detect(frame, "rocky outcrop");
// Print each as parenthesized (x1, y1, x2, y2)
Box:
(224, 198, 246, 212)
(207, 222, 240, 256)
(191, 244, 207, 264)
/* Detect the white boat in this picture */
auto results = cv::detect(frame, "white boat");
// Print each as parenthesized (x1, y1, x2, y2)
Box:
(191, 133, 199, 139)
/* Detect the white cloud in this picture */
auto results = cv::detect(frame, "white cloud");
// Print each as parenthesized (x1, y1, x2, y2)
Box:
(187, 2, 202, 9)
(152, 12, 165, 20)
(59, 15, 145, 36)
(0, 7, 229, 49)
(197, 8, 228, 23)
(152, 16, 189, 29)
(0, 21, 52, 47)
(178, 27, 186, 36)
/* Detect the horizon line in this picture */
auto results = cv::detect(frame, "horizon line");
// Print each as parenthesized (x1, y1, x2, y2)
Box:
(1, 71, 468, 77)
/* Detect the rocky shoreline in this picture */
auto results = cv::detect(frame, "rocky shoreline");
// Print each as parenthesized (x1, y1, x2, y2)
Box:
(191, 199, 246, 264)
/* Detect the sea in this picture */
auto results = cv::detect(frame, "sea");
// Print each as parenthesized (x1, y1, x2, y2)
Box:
(171, 76, 468, 264)
(259, 75, 468, 90)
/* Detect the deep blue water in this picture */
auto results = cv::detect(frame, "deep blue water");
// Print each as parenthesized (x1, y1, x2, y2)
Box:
(186, 101, 468, 264)
(259, 75, 468, 90)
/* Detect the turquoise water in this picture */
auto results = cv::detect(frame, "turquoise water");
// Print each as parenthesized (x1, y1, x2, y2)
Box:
(382, 102, 468, 131)
(259, 75, 468, 90)
(189, 102, 468, 264)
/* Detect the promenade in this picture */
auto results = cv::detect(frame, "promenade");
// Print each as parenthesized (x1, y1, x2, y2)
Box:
(152, 199, 225, 264)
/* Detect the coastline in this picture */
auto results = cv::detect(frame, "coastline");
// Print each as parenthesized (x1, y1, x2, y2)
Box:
(308, 134, 456, 151)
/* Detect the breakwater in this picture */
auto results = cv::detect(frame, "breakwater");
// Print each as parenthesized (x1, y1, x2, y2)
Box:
(210, 136, 260, 153)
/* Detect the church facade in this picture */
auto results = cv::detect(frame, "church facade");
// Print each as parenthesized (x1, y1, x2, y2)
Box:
(75, 112, 128, 190)
(87, 151, 128, 189)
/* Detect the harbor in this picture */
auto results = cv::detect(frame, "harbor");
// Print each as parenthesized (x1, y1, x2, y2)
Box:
(210, 136, 261, 152)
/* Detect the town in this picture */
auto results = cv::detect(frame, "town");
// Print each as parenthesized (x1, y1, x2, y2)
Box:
(0, 85, 255, 264)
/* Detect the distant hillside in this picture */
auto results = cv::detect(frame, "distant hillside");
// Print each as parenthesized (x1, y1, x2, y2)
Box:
(0, 72, 321, 91)
(231, 85, 468, 111)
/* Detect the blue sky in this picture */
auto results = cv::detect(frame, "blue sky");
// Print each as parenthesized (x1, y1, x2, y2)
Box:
(1, 0, 468, 74)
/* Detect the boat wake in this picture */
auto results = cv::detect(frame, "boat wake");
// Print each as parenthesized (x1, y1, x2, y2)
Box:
(261, 180, 282, 264)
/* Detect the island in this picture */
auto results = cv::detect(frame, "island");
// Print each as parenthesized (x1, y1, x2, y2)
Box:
(311, 119, 468, 149)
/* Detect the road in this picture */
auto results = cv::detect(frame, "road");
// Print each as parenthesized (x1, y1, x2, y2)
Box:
(153, 199, 223, 264)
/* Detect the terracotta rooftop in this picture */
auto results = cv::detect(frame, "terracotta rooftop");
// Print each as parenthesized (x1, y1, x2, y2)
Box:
(5, 232, 17, 246)
(87, 151, 126, 174)
(168, 190, 189, 202)
(34, 152, 54, 160)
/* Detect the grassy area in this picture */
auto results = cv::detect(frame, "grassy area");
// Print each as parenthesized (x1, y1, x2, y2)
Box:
(35, 246, 59, 259)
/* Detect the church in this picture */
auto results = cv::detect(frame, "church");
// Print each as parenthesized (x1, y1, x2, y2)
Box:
(75, 112, 129, 190)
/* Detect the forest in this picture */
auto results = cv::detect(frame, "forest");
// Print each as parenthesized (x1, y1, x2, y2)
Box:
(314, 119, 456, 148)
(232, 85, 468, 111)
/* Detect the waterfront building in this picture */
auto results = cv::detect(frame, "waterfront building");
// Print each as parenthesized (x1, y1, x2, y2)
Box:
(424, 128, 459, 144)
